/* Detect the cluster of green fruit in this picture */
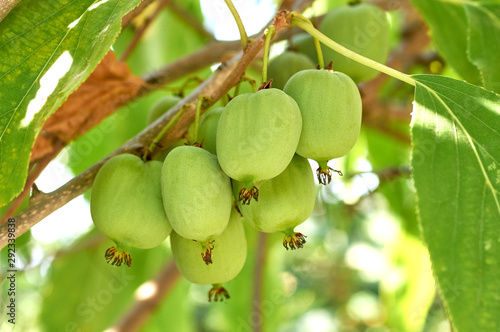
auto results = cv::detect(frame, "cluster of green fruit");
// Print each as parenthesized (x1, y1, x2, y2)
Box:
(89, 2, 389, 301)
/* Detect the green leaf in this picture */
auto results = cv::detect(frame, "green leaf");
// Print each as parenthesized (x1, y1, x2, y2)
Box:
(0, 0, 141, 207)
(410, 0, 482, 85)
(411, 74, 500, 331)
(465, 2, 500, 93)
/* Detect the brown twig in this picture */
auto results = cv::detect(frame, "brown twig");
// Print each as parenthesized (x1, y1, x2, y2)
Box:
(252, 232, 268, 332)
(109, 259, 181, 332)
(0, 8, 302, 249)
(120, 0, 170, 62)
(168, 1, 214, 40)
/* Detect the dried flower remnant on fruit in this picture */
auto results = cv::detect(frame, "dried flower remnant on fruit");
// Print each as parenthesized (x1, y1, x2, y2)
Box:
(239, 186, 259, 205)
(208, 284, 230, 302)
(283, 232, 307, 250)
(316, 165, 343, 185)
(105, 246, 132, 268)
(234, 155, 315, 251)
(201, 240, 215, 265)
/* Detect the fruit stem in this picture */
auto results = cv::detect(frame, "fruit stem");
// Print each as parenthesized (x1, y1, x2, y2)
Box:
(282, 229, 307, 250)
(192, 95, 211, 146)
(241, 74, 257, 93)
(224, 0, 248, 49)
(233, 81, 241, 98)
(289, 13, 416, 87)
(145, 105, 187, 160)
(262, 25, 276, 83)
(105, 245, 132, 268)
(288, 12, 325, 69)
(208, 284, 230, 302)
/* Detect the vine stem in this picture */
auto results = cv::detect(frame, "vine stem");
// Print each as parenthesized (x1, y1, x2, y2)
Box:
(289, 14, 416, 86)
(262, 26, 275, 83)
(224, 0, 249, 49)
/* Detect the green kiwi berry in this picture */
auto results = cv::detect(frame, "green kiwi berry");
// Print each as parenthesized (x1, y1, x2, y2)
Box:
(161, 146, 233, 264)
(267, 51, 315, 90)
(170, 207, 247, 302)
(91, 154, 172, 267)
(197, 107, 224, 155)
(234, 154, 315, 250)
(216, 88, 302, 204)
(284, 69, 362, 184)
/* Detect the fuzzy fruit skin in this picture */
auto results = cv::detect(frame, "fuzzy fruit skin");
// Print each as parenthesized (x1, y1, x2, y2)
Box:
(170, 208, 247, 285)
(284, 69, 362, 161)
(319, 3, 389, 82)
(161, 146, 232, 242)
(233, 154, 315, 233)
(216, 88, 302, 185)
(267, 52, 315, 90)
(91, 154, 171, 249)
(147, 95, 182, 125)
(198, 107, 224, 155)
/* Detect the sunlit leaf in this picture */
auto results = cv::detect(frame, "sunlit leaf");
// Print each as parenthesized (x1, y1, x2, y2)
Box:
(411, 74, 500, 331)
(0, 0, 141, 207)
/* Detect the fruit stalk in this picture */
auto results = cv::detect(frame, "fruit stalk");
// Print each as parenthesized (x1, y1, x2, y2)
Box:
(262, 26, 276, 83)
(193, 96, 210, 145)
(289, 14, 416, 86)
(224, 0, 248, 49)
(288, 12, 324, 69)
